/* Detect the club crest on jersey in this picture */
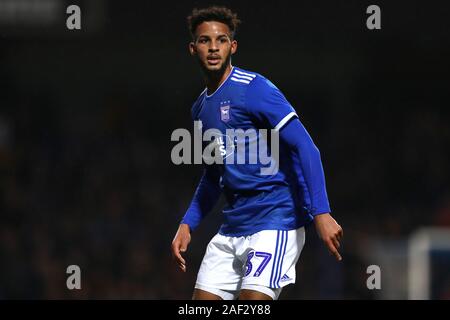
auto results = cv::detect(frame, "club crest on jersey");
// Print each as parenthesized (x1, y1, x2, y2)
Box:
(220, 101, 231, 122)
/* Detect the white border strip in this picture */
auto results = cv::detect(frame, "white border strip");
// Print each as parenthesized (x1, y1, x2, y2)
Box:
(234, 69, 256, 78)
(230, 77, 250, 84)
(274, 112, 297, 131)
(231, 73, 253, 81)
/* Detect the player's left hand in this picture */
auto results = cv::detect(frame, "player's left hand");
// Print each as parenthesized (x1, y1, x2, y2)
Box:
(313, 213, 344, 261)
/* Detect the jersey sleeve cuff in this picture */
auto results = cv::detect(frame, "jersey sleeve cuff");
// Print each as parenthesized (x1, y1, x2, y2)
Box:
(274, 112, 298, 131)
(180, 218, 197, 232)
(311, 210, 331, 217)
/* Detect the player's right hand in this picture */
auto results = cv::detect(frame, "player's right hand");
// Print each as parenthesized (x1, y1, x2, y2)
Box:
(171, 223, 192, 272)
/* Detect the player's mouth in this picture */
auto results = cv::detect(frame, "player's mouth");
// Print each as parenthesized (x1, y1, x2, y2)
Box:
(206, 56, 221, 65)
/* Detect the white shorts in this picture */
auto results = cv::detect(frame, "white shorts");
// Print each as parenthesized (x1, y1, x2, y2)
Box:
(195, 227, 306, 300)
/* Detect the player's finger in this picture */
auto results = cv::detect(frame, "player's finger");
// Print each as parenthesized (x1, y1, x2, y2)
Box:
(179, 242, 189, 259)
(337, 226, 344, 239)
(175, 255, 186, 271)
(178, 261, 186, 272)
(176, 251, 186, 265)
(172, 243, 186, 265)
(332, 237, 340, 249)
(327, 239, 342, 261)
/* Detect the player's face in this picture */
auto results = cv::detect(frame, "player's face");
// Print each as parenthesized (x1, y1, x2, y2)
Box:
(189, 21, 237, 72)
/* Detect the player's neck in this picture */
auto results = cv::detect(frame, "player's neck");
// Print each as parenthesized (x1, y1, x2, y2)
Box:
(204, 64, 233, 96)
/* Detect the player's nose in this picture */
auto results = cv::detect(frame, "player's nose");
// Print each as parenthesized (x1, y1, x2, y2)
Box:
(208, 42, 219, 51)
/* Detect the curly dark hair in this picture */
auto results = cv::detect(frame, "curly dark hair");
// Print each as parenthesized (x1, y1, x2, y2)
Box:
(187, 6, 241, 40)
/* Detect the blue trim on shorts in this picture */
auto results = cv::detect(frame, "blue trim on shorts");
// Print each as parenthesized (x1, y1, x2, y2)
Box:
(272, 231, 286, 288)
(276, 231, 289, 288)
(274, 231, 285, 288)
(269, 231, 280, 288)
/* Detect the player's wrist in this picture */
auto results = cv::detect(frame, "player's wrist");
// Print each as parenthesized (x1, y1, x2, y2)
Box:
(180, 223, 192, 233)
(313, 211, 330, 218)
(313, 212, 331, 224)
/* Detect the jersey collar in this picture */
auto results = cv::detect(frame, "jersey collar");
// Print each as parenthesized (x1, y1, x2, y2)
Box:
(205, 66, 235, 99)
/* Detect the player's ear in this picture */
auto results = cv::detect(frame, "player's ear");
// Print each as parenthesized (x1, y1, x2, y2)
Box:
(189, 42, 197, 56)
(231, 40, 237, 55)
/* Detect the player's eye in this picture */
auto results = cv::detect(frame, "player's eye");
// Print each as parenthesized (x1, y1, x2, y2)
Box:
(198, 38, 208, 44)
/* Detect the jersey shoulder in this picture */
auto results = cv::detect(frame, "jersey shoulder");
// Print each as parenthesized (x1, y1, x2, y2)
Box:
(232, 67, 279, 97)
(228, 67, 260, 86)
(233, 68, 283, 111)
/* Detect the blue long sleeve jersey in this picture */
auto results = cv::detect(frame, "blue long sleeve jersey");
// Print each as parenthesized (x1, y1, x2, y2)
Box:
(181, 67, 331, 236)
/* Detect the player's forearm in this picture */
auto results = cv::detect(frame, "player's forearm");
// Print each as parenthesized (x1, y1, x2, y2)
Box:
(181, 167, 222, 231)
(279, 118, 331, 215)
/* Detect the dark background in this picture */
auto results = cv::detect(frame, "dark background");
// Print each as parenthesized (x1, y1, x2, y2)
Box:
(0, 0, 449, 299)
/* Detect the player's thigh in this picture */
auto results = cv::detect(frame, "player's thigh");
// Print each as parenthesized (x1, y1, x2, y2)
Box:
(193, 288, 223, 300)
(238, 289, 272, 300)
